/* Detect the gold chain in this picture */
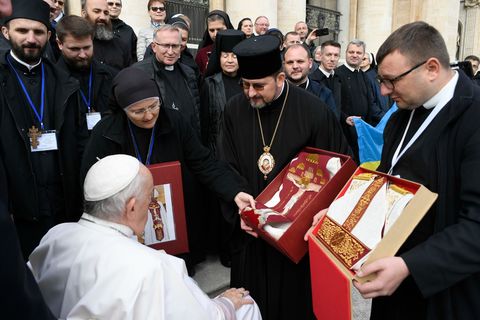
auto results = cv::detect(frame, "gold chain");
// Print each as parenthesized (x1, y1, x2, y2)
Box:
(256, 81, 290, 152)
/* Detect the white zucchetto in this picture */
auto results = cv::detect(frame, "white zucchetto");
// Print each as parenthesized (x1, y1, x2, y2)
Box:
(84, 154, 140, 201)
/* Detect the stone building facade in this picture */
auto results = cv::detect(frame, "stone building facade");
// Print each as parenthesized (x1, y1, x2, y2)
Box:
(66, 0, 478, 61)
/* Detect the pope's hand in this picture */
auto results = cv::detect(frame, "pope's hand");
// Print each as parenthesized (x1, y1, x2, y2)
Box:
(220, 287, 253, 310)
(353, 257, 410, 299)
(234, 192, 256, 211)
(304, 208, 328, 241)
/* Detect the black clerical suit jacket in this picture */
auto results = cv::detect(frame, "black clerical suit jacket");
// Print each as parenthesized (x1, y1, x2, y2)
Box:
(375, 70, 480, 320)
(133, 57, 202, 136)
(56, 57, 116, 115)
(0, 51, 88, 223)
(112, 18, 138, 64)
(310, 68, 342, 120)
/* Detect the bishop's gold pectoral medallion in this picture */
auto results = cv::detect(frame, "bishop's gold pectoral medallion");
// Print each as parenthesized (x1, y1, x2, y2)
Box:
(258, 146, 275, 180)
(28, 126, 42, 149)
(256, 82, 290, 180)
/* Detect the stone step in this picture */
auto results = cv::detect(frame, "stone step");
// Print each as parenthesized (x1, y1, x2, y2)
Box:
(192, 255, 231, 297)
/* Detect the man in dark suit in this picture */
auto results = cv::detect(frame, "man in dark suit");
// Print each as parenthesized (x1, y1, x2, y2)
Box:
(310, 40, 343, 121)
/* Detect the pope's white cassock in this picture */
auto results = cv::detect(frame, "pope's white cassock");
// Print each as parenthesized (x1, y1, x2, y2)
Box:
(28, 213, 262, 320)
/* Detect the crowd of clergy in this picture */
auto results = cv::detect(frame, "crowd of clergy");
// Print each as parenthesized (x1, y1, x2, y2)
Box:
(1, 0, 480, 319)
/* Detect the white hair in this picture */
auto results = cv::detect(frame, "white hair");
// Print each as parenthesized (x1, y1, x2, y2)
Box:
(84, 170, 150, 222)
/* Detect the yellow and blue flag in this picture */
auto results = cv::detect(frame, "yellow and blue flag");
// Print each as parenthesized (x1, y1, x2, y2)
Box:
(353, 103, 398, 170)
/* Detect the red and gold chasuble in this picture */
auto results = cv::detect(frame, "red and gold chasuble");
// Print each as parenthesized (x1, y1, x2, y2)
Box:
(242, 152, 335, 228)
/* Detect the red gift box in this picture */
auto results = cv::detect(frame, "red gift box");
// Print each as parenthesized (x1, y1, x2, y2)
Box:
(240, 147, 356, 263)
(308, 167, 437, 320)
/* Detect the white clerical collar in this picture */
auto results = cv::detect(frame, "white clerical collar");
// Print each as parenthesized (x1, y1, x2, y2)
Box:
(388, 70, 459, 174)
(343, 63, 360, 72)
(164, 65, 174, 71)
(79, 213, 134, 238)
(273, 81, 286, 101)
(421, 70, 458, 110)
(304, 78, 310, 89)
(10, 50, 42, 71)
(319, 65, 334, 78)
(54, 11, 64, 23)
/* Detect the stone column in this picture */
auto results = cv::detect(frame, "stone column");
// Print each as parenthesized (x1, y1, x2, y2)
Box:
(336, 0, 350, 57)
(420, 0, 460, 61)
(461, 4, 480, 60)
(226, 0, 278, 30)
(66, 0, 81, 15)
(209, 0, 225, 11)
(66, 0, 150, 33)
(121, 0, 151, 32)
(356, 0, 394, 54)
(277, 0, 306, 33)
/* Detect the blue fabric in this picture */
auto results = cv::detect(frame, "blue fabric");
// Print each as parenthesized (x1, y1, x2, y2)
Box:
(353, 103, 398, 166)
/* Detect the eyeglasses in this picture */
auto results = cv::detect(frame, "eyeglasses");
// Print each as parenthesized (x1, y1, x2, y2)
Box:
(153, 42, 181, 52)
(255, 23, 270, 27)
(150, 6, 166, 12)
(240, 81, 266, 91)
(376, 60, 427, 90)
(128, 103, 161, 116)
(107, 2, 122, 7)
(54, 0, 64, 5)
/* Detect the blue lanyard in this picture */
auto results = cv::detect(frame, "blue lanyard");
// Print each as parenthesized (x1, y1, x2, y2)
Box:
(127, 121, 155, 165)
(79, 65, 93, 113)
(7, 56, 46, 130)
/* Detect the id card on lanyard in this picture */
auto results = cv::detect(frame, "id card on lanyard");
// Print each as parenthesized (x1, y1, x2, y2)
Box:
(80, 65, 101, 130)
(29, 129, 58, 152)
(7, 57, 58, 152)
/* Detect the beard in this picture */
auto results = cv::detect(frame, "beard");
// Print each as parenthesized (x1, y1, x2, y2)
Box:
(65, 56, 92, 72)
(94, 22, 114, 41)
(10, 41, 45, 64)
(249, 99, 266, 109)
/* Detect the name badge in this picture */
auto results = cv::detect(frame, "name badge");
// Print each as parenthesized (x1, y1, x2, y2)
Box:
(86, 112, 101, 130)
(31, 130, 58, 152)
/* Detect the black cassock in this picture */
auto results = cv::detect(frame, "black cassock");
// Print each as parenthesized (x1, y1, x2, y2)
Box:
(222, 83, 349, 320)
(374, 71, 480, 320)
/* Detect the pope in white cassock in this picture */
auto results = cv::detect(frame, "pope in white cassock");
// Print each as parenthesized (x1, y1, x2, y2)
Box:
(28, 154, 262, 320)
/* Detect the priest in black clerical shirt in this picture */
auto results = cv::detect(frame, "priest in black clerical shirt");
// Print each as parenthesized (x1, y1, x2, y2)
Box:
(335, 39, 384, 162)
(0, 0, 87, 258)
(55, 15, 116, 128)
(134, 24, 201, 137)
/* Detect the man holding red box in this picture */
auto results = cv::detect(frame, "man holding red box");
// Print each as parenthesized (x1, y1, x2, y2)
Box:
(353, 21, 480, 320)
(222, 35, 349, 320)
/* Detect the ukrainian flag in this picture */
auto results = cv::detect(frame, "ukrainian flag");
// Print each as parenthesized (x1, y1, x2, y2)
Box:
(353, 103, 398, 170)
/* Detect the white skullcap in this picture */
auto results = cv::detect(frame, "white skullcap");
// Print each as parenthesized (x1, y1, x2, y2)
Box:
(84, 154, 140, 201)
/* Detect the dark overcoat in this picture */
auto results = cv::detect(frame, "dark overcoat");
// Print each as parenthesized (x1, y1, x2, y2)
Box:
(375, 70, 480, 320)
(0, 51, 87, 223)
